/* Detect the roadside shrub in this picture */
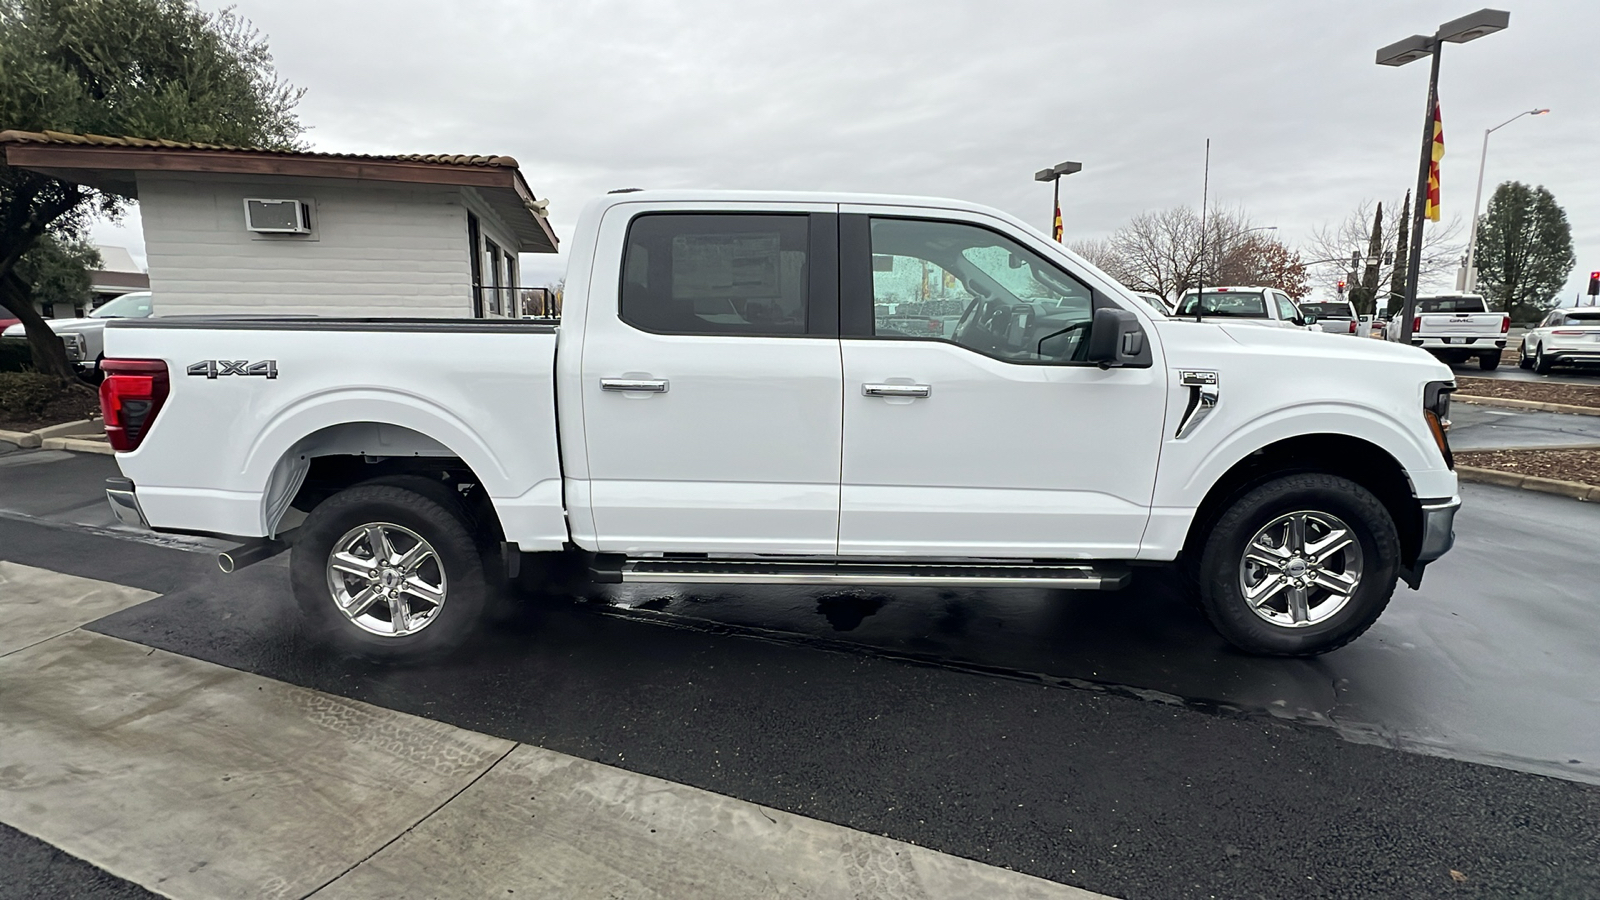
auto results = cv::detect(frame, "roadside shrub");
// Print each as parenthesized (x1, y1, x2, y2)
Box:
(0, 340, 32, 373)
(0, 372, 65, 418)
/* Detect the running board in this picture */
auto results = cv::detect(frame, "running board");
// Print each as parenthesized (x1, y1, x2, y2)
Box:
(593, 558, 1129, 590)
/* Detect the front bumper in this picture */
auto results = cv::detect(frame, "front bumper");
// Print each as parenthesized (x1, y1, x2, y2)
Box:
(105, 477, 149, 529)
(1416, 497, 1460, 563)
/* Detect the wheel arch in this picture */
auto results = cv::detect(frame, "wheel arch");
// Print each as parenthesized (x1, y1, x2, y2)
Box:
(1180, 433, 1424, 569)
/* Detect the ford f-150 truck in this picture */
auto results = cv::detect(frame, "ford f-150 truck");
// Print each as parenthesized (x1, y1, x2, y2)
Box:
(1385, 293, 1509, 369)
(97, 191, 1460, 659)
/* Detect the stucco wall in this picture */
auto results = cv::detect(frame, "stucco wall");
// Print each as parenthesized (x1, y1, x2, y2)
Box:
(136, 174, 521, 318)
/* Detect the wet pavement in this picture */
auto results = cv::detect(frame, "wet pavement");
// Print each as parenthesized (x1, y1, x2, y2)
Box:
(1449, 359, 1600, 385)
(1449, 402, 1600, 450)
(3, 449, 1600, 897)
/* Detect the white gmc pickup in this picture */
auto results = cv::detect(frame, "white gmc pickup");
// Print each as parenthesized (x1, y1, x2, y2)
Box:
(98, 191, 1461, 658)
(1386, 293, 1510, 370)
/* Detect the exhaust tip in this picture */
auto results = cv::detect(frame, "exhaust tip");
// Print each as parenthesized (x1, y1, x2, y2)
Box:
(217, 552, 238, 574)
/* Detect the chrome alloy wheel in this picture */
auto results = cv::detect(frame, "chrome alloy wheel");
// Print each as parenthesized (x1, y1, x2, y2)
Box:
(1238, 510, 1364, 629)
(325, 522, 447, 637)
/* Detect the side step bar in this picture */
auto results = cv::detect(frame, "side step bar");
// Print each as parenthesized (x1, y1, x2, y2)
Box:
(592, 558, 1129, 590)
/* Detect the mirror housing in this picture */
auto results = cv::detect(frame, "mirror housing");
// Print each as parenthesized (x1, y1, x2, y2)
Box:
(1086, 307, 1150, 368)
(1295, 313, 1319, 327)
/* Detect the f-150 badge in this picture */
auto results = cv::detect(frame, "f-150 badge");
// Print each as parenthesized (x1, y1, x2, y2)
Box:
(187, 360, 278, 379)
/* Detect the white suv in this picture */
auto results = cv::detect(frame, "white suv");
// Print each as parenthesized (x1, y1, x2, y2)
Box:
(1520, 307, 1600, 372)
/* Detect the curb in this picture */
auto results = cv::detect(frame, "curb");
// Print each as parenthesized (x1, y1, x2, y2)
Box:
(0, 419, 107, 453)
(1454, 395, 1600, 417)
(0, 428, 41, 449)
(1456, 465, 1599, 502)
(40, 436, 114, 455)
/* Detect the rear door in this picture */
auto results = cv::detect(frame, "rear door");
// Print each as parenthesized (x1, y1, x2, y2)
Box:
(835, 207, 1166, 559)
(578, 203, 844, 554)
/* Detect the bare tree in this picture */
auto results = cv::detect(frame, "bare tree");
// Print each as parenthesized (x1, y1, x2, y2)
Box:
(1307, 198, 1463, 314)
(1074, 205, 1305, 301)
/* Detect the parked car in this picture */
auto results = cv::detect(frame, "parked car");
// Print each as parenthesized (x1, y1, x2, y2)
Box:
(1173, 286, 1317, 329)
(97, 190, 1458, 660)
(1299, 301, 1361, 336)
(1519, 307, 1600, 372)
(1384, 293, 1508, 369)
(0, 291, 154, 376)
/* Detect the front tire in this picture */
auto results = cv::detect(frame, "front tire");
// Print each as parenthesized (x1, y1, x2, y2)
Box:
(291, 482, 490, 660)
(1196, 474, 1399, 656)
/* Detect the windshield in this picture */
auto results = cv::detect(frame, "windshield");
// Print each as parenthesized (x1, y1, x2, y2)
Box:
(1175, 291, 1267, 318)
(1418, 296, 1486, 314)
(1299, 303, 1353, 318)
(90, 292, 154, 319)
(1132, 294, 1169, 317)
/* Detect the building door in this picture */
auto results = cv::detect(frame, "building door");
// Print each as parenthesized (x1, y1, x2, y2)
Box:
(467, 213, 483, 318)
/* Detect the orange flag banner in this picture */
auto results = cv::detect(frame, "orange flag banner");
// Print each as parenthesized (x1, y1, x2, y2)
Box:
(1053, 204, 1063, 242)
(1425, 100, 1444, 222)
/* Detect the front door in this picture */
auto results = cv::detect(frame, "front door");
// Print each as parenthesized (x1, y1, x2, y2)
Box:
(579, 205, 843, 555)
(837, 209, 1167, 559)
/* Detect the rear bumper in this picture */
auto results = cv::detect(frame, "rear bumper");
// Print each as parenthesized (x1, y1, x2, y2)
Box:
(1543, 349, 1600, 365)
(1414, 338, 1505, 351)
(105, 477, 149, 529)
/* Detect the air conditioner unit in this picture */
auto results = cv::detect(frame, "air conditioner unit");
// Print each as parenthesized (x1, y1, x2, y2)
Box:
(243, 199, 311, 234)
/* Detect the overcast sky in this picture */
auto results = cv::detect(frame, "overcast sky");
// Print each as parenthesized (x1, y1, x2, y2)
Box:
(93, 0, 1599, 302)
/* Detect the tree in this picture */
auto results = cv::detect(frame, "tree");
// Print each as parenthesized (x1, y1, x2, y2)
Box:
(1073, 205, 1299, 301)
(0, 0, 304, 378)
(15, 233, 99, 315)
(1475, 181, 1575, 322)
(1307, 195, 1463, 315)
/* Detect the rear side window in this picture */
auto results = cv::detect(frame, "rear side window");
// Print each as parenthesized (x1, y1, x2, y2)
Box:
(621, 214, 808, 336)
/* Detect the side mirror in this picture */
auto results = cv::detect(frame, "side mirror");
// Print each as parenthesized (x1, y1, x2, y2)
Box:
(1086, 307, 1149, 368)
(1296, 313, 1318, 327)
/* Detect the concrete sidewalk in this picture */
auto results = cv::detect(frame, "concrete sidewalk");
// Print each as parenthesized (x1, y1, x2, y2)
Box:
(0, 561, 1110, 900)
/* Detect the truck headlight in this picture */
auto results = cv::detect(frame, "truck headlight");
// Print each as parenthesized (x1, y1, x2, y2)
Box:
(63, 333, 87, 360)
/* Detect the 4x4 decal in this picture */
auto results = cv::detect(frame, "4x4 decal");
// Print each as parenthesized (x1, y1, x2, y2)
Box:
(187, 359, 278, 379)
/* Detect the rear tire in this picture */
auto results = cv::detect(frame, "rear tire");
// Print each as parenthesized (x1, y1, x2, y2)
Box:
(1196, 473, 1399, 657)
(290, 481, 490, 660)
(1477, 351, 1500, 371)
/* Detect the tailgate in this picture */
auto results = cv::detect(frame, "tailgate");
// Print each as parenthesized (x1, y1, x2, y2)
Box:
(1417, 313, 1505, 336)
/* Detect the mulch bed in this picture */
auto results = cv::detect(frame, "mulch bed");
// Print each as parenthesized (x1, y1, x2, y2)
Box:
(0, 383, 102, 434)
(1455, 377, 1600, 410)
(1454, 448, 1600, 487)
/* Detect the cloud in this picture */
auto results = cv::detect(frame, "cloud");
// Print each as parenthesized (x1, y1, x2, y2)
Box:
(99, 0, 1600, 302)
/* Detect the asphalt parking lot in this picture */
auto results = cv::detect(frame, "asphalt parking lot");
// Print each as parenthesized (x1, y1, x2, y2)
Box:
(3, 443, 1599, 899)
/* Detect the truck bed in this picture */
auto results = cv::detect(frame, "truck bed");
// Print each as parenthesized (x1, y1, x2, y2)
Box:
(103, 316, 566, 547)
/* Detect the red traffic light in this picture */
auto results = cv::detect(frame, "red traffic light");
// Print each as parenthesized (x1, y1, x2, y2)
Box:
(1590, 271, 1600, 295)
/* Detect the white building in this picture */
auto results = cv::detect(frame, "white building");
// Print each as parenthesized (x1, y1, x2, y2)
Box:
(1, 130, 558, 319)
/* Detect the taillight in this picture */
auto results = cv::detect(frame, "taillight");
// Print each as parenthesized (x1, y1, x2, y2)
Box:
(99, 359, 170, 452)
(1349, 320, 1358, 334)
(927, 319, 941, 333)
(1501, 316, 1510, 333)
(1552, 329, 1585, 335)
(1413, 316, 1422, 333)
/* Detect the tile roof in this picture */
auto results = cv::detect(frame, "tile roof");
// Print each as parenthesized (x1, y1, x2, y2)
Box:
(0, 130, 520, 169)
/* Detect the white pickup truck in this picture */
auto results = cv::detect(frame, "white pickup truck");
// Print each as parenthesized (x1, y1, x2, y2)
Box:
(97, 191, 1460, 658)
(1386, 293, 1510, 370)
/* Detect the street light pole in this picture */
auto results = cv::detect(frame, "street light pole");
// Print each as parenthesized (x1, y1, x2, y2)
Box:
(1399, 42, 1443, 344)
(1460, 108, 1549, 292)
(1034, 161, 1083, 242)
(1375, 8, 1510, 344)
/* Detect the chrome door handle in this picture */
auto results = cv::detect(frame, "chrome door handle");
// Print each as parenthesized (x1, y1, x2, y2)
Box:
(601, 378, 669, 393)
(863, 383, 931, 398)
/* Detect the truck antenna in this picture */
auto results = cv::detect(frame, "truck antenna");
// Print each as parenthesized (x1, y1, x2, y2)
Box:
(1196, 138, 1210, 322)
